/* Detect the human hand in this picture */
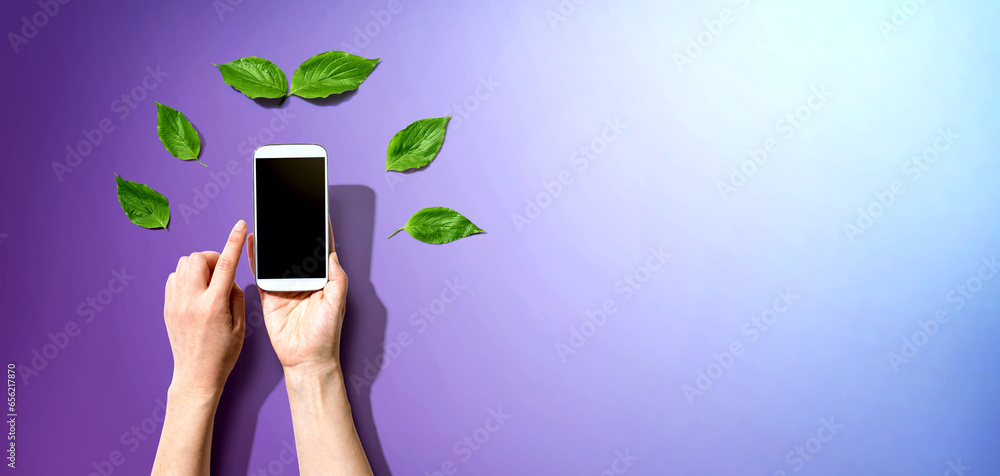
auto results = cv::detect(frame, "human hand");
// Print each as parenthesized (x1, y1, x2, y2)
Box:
(163, 220, 248, 397)
(247, 219, 348, 374)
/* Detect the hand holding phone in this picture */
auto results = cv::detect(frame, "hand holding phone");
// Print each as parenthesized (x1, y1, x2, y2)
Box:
(249, 144, 370, 474)
(246, 220, 347, 371)
(250, 143, 348, 369)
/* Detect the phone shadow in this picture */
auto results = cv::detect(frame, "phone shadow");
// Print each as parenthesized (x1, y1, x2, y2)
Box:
(331, 184, 392, 476)
(210, 185, 392, 475)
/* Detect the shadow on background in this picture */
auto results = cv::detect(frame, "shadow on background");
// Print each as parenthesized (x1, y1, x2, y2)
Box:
(210, 185, 391, 475)
(300, 88, 359, 107)
(331, 185, 391, 476)
(211, 285, 283, 476)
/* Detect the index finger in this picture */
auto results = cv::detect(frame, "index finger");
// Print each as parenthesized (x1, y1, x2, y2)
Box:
(210, 220, 247, 295)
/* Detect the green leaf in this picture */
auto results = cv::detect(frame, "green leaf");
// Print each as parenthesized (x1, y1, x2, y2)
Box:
(155, 103, 204, 166)
(214, 56, 288, 99)
(386, 117, 451, 172)
(290, 51, 379, 99)
(116, 174, 170, 229)
(387, 207, 484, 244)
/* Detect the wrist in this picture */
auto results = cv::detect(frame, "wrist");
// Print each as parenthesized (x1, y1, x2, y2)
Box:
(165, 386, 222, 420)
(283, 358, 341, 379)
(283, 360, 343, 394)
(167, 381, 224, 405)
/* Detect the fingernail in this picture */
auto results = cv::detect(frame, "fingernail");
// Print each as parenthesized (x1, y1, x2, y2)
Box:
(235, 220, 246, 232)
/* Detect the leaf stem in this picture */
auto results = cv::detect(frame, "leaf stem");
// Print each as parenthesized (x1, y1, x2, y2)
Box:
(196, 159, 208, 167)
(386, 228, 404, 239)
(277, 95, 288, 106)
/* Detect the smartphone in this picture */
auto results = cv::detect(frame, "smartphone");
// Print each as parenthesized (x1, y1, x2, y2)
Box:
(252, 144, 329, 292)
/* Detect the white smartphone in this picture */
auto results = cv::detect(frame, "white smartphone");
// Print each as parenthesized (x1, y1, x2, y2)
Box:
(252, 144, 329, 292)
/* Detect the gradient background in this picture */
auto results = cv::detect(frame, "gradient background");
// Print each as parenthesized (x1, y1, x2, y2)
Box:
(2, 0, 999, 474)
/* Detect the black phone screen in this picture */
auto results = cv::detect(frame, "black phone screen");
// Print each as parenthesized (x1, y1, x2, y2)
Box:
(255, 157, 327, 279)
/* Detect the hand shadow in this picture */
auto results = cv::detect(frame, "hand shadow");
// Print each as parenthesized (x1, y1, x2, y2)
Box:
(209, 185, 391, 475)
(210, 284, 282, 476)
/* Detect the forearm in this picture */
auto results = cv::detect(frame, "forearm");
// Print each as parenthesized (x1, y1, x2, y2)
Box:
(285, 364, 373, 476)
(151, 387, 221, 476)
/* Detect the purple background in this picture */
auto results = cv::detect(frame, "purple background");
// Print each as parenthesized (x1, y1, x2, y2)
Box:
(3, 0, 1000, 474)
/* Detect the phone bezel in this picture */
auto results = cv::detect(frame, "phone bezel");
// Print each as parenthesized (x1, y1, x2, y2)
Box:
(252, 144, 329, 292)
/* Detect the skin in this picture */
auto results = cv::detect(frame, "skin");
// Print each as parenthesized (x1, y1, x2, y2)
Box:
(151, 218, 372, 476)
